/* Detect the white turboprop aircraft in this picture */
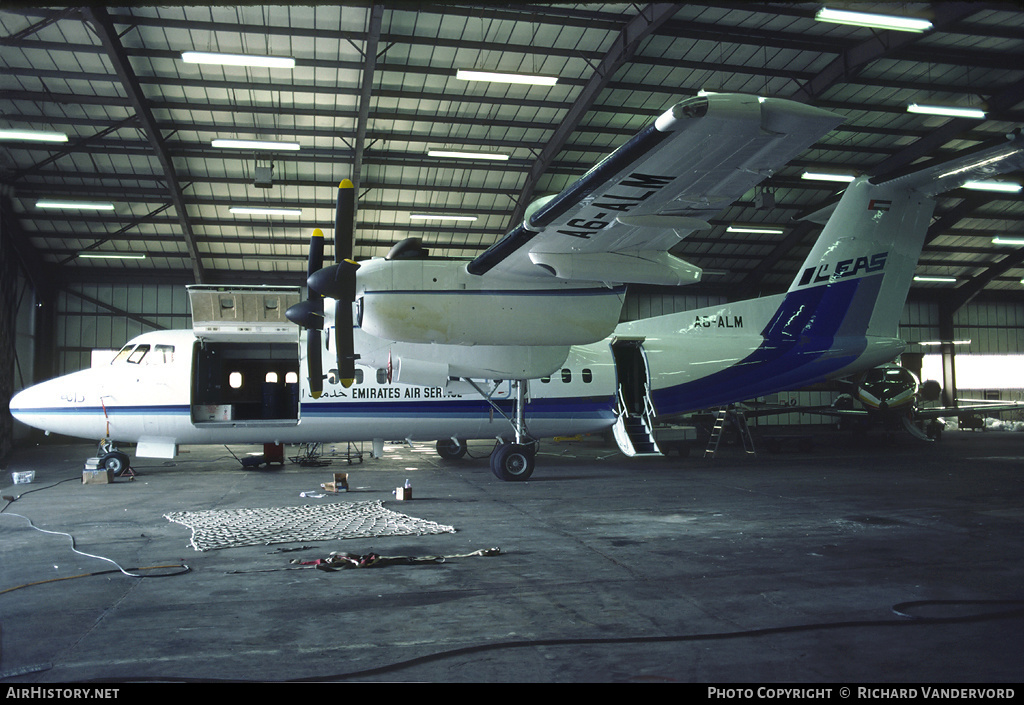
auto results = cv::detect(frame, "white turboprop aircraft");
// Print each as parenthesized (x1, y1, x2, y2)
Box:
(10, 93, 1024, 480)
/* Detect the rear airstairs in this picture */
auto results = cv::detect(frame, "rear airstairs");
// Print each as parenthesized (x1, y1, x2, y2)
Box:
(612, 385, 663, 457)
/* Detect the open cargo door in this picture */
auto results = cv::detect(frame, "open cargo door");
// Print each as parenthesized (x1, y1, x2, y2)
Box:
(187, 286, 304, 427)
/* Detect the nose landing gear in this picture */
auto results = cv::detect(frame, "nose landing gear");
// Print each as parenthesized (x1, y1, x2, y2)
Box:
(97, 441, 134, 478)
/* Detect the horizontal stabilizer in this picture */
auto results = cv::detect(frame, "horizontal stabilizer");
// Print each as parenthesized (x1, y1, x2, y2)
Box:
(873, 130, 1024, 197)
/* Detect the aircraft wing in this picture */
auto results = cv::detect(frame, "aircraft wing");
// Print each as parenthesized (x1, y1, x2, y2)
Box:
(913, 401, 1024, 420)
(468, 93, 843, 285)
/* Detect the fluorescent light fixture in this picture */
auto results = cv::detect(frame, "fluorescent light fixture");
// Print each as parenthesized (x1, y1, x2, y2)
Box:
(78, 252, 146, 259)
(727, 225, 785, 234)
(181, 51, 295, 69)
(815, 8, 933, 33)
(801, 171, 856, 183)
(914, 275, 958, 283)
(410, 214, 478, 222)
(993, 236, 1024, 246)
(963, 180, 1022, 193)
(907, 104, 986, 120)
(0, 129, 68, 142)
(456, 69, 558, 86)
(428, 150, 510, 161)
(211, 139, 300, 151)
(36, 200, 114, 210)
(917, 339, 971, 346)
(229, 207, 303, 216)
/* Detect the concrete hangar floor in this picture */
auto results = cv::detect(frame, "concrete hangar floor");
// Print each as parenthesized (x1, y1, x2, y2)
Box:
(1, 428, 1022, 684)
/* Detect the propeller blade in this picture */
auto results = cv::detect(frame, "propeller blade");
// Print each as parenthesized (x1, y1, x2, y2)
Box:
(307, 227, 325, 275)
(288, 229, 328, 398)
(335, 179, 354, 263)
(335, 299, 356, 387)
(307, 328, 323, 398)
(333, 179, 358, 387)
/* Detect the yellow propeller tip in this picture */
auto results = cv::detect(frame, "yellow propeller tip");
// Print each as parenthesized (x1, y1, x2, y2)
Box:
(341, 378, 355, 388)
(339, 178, 354, 189)
(311, 391, 322, 399)
(312, 228, 324, 238)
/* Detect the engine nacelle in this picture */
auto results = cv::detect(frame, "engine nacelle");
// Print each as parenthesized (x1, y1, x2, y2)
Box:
(354, 332, 572, 383)
(356, 258, 625, 346)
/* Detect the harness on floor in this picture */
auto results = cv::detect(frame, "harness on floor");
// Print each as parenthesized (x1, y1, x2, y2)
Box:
(291, 546, 501, 571)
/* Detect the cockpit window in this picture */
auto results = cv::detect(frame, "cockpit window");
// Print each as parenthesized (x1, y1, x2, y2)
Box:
(111, 342, 174, 365)
(127, 344, 150, 364)
(112, 345, 135, 365)
(153, 344, 174, 364)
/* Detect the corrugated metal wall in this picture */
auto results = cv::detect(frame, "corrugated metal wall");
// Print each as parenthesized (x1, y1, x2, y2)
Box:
(55, 284, 192, 375)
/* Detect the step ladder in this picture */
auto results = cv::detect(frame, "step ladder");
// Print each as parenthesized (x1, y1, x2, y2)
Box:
(704, 407, 756, 458)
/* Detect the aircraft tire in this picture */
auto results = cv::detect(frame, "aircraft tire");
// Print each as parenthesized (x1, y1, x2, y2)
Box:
(101, 451, 131, 477)
(436, 438, 467, 460)
(490, 443, 535, 481)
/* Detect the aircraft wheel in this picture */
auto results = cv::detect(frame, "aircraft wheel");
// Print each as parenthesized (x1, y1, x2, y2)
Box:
(101, 451, 131, 477)
(436, 438, 467, 460)
(490, 443, 535, 481)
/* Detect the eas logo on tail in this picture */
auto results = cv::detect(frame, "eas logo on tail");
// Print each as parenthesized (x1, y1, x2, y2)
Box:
(797, 251, 888, 287)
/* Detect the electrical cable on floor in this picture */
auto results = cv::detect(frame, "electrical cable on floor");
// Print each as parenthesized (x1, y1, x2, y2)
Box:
(1, 477, 190, 587)
(0, 564, 191, 596)
(81, 598, 1024, 684)
(1, 509, 190, 581)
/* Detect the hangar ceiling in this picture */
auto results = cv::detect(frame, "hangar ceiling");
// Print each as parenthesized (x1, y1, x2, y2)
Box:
(2, 3, 1023, 311)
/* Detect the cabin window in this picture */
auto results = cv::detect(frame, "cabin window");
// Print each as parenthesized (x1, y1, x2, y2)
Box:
(127, 344, 150, 364)
(265, 372, 279, 384)
(540, 376, 551, 384)
(285, 371, 298, 384)
(229, 371, 243, 389)
(377, 368, 388, 384)
(561, 368, 571, 383)
(582, 368, 593, 383)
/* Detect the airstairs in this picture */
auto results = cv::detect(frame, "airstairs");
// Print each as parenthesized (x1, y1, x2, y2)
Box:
(612, 385, 663, 457)
(703, 407, 756, 458)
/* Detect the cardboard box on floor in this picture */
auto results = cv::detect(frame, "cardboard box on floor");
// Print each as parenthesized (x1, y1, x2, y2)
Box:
(321, 472, 348, 492)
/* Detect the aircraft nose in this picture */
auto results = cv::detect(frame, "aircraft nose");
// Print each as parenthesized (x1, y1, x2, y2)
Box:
(9, 382, 53, 427)
(9, 385, 38, 417)
(8, 372, 97, 435)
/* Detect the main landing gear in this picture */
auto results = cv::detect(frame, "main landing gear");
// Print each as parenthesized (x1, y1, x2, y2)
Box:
(490, 441, 536, 481)
(453, 378, 537, 482)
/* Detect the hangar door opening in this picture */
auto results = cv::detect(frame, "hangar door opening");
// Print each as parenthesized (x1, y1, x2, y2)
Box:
(191, 342, 300, 426)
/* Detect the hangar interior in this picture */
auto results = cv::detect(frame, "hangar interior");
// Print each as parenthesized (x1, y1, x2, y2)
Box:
(2, 3, 1024, 458)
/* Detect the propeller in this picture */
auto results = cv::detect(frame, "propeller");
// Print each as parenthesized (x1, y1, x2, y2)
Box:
(307, 179, 360, 388)
(286, 229, 326, 398)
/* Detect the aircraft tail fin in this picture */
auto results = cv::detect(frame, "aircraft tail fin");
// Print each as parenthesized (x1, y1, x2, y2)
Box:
(779, 131, 1024, 342)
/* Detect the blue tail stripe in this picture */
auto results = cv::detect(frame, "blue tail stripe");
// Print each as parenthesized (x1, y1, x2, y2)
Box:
(653, 276, 880, 414)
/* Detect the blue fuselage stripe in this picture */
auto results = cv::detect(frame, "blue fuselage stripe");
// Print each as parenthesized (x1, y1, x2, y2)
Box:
(653, 276, 879, 414)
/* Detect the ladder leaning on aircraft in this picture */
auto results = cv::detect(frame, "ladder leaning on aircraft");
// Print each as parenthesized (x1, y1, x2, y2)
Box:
(9, 93, 1024, 480)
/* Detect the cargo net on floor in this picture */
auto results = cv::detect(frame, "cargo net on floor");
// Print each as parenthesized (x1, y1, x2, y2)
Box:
(164, 500, 456, 551)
